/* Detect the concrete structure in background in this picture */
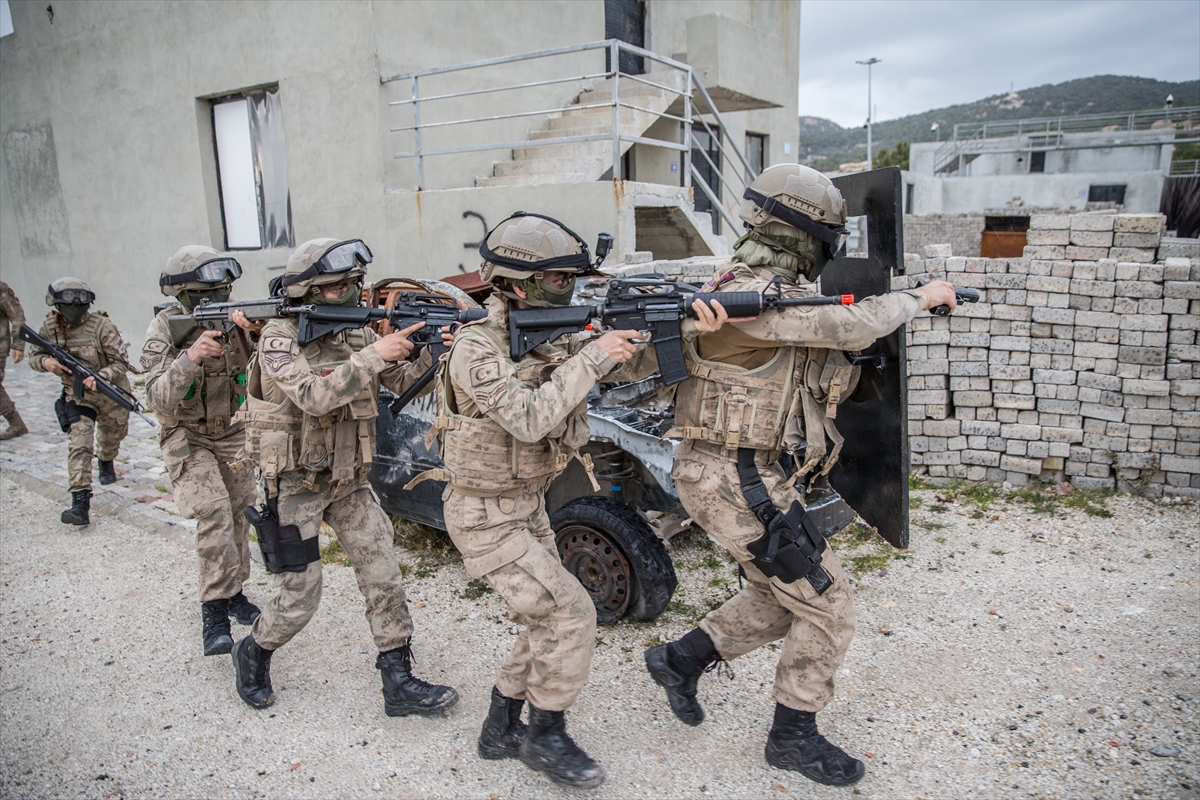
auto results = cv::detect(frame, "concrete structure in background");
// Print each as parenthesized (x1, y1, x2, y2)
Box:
(0, 0, 798, 348)
(900, 108, 1197, 219)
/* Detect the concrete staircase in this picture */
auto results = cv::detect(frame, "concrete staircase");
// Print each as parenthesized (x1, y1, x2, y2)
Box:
(477, 73, 686, 188)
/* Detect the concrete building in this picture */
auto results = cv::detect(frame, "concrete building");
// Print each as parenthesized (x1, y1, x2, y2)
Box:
(0, 0, 798, 347)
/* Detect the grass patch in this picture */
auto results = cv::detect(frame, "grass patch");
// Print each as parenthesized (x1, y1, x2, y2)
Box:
(990, 548, 1007, 557)
(847, 544, 911, 577)
(934, 536, 947, 544)
(909, 474, 934, 491)
(909, 496, 924, 509)
(915, 520, 947, 531)
(643, 634, 664, 648)
(391, 516, 461, 564)
(460, 578, 493, 601)
(1063, 489, 1114, 518)
(155, 483, 171, 494)
(829, 521, 876, 550)
(320, 536, 352, 567)
(701, 554, 723, 570)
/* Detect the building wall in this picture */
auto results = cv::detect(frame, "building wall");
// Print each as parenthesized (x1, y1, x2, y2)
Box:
(901, 170, 1166, 216)
(903, 214, 985, 259)
(0, 0, 798, 350)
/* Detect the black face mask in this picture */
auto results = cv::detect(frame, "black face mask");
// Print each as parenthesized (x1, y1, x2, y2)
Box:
(178, 285, 232, 312)
(56, 303, 90, 325)
(307, 278, 361, 306)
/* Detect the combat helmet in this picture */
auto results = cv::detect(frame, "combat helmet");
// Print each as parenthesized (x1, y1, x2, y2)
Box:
(739, 164, 850, 262)
(279, 238, 372, 302)
(159, 245, 243, 311)
(479, 212, 612, 307)
(46, 277, 96, 325)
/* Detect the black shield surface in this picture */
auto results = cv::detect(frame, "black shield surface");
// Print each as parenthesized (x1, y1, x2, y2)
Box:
(820, 167, 910, 548)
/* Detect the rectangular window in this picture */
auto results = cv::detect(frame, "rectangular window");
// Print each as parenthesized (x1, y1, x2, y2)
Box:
(691, 127, 721, 234)
(211, 87, 293, 250)
(1029, 151, 1046, 173)
(746, 132, 766, 182)
(1088, 184, 1126, 204)
(604, 0, 645, 76)
(905, 183, 914, 214)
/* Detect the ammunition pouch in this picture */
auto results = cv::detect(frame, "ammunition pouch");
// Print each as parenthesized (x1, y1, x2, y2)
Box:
(736, 448, 831, 594)
(244, 494, 319, 575)
(55, 389, 97, 433)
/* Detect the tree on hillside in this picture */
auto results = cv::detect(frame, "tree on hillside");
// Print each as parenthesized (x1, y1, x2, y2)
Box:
(873, 141, 910, 170)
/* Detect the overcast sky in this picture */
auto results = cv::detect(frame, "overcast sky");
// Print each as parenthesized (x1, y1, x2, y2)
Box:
(798, 0, 1200, 127)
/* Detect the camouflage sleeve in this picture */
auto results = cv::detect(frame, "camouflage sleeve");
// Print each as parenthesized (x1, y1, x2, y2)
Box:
(378, 342, 435, 398)
(258, 331, 386, 417)
(0, 285, 26, 350)
(723, 291, 924, 351)
(142, 315, 200, 414)
(95, 317, 132, 383)
(26, 317, 57, 373)
(447, 332, 613, 443)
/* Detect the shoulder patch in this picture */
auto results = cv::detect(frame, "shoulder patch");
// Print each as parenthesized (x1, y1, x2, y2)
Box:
(143, 339, 169, 355)
(470, 360, 501, 386)
(261, 336, 297, 354)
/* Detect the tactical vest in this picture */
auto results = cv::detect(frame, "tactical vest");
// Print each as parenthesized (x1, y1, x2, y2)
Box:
(669, 269, 861, 482)
(242, 319, 377, 485)
(39, 310, 132, 392)
(153, 308, 248, 436)
(411, 320, 594, 497)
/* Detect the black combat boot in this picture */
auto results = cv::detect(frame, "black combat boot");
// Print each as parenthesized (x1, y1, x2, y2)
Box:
(0, 410, 27, 440)
(201, 599, 233, 656)
(232, 634, 274, 709)
(60, 490, 91, 526)
(644, 627, 720, 726)
(227, 591, 261, 625)
(478, 686, 527, 760)
(97, 459, 117, 485)
(764, 703, 865, 786)
(376, 641, 459, 717)
(519, 705, 606, 789)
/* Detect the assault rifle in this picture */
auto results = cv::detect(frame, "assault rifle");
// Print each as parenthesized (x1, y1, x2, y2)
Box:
(165, 298, 284, 362)
(166, 292, 487, 351)
(18, 324, 155, 427)
(915, 281, 981, 316)
(508, 275, 856, 386)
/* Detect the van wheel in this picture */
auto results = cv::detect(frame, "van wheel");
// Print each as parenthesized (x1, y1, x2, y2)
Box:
(551, 496, 678, 624)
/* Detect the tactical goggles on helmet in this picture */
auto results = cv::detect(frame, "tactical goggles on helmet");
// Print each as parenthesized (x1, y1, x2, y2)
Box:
(47, 285, 95, 305)
(159, 257, 243, 288)
(280, 239, 373, 289)
(479, 212, 611, 273)
(743, 188, 850, 259)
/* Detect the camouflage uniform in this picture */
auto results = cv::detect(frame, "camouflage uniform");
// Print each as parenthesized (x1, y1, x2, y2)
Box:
(244, 318, 435, 652)
(432, 294, 669, 711)
(0, 281, 27, 422)
(142, 309, 254, 603)
(670, 261, 924, 712)
(27, 309, 132, 492)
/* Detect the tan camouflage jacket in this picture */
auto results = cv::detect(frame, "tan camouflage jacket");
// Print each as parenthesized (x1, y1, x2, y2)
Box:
(0, 281, 26, 357)
(141, 307, 250, 440)
(28, 309, 133, 391)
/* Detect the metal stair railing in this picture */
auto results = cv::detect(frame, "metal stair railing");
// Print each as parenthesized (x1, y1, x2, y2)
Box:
(381, 39, 758, 226)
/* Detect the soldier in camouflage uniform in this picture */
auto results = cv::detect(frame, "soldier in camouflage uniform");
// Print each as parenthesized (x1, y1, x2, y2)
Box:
(231, 238, 458, 719)
(424, 213, 730, 789)
(0, 281, 29, 440)
(27, 278, 133, 525)
(143, 246, 263, 657)
(643, 165, 959, 787)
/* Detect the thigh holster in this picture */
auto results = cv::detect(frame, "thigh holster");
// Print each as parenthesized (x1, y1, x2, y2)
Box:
(244, 489, 319, 575)
(737, 448, 831, 595)
(55, 389, 97, 433)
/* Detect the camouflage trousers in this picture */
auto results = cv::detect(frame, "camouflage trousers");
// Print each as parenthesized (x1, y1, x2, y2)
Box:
(444, 482, 596, 712)
(161, 427, 254, 603)
(671, 440, 856, 714)
(67, 392, 129, 493)
(0, 357, 13, 418)
(251, 471, 414, 652)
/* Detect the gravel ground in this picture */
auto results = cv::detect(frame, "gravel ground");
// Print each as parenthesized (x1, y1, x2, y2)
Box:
(0, 473, 1197, 800)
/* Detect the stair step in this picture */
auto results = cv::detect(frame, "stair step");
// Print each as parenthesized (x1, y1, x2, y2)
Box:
(493, 156, 609, 177)
(476, 172, 593, 188)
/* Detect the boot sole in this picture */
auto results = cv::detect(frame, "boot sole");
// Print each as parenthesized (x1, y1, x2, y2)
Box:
(61, 517, 90, 526)
(518, 754, 606, 790)
(765, 743, 866, 787)
(204, 635, 234, 656)
(643, 646, 704, 726)
(477, 740, 521, 760)
(385, 690, 460, 717)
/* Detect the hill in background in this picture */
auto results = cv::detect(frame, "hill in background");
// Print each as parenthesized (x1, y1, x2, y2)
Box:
(800, 75, 1199, 172)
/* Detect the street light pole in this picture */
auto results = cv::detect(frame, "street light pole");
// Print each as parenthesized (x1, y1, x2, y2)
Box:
(856, 57, 880, 168)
